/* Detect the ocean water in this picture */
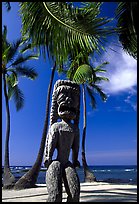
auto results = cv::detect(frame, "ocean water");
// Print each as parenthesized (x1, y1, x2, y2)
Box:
(3, 165, 137, 185)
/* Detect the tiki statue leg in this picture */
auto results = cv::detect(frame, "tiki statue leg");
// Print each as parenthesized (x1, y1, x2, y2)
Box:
(63, 162, 80, 202)
(46, 161, 62, 202)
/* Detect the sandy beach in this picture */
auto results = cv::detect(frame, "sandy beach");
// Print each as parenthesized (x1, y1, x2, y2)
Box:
(2, 182, 137, 202)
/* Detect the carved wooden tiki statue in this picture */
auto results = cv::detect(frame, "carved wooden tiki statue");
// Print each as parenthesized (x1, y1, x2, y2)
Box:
(44, 80, 80, 202)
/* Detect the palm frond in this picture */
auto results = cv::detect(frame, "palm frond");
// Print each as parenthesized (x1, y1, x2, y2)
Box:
(10, 54, 38, 67)
(19, 43, 35, 54)
(86, 86, 96, 109)
(3, 2, 11, 11)
(6, 72, 18, 89)
(94, 76, 109, 83)
(90, 84, 107, 102)
(2, 46, 11, 65)
(14, 66, 38, 80)
(7, 39, 22, 63)
(7, 79, 14, 99)
(116, 2, 137, 59)
(2, 26, 10, 57)
(93, 61, 109, 72)
(11, 85, 24, 111)
(73, 64, 93, 84)
(2, 26, 21, 64)
(2, 25, 8, 42)
(67, 51, 90, 80)
(19, 2, 114, 65)
(7, 78, 24, 111)
(19, 39, 39, 56)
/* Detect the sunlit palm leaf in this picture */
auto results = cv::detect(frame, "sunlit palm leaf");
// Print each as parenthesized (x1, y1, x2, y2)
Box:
(19, 2, 114, 65)
(70, 55, 109, 108)
(67, 50, 91, 80)
(73, 64, 93, 84)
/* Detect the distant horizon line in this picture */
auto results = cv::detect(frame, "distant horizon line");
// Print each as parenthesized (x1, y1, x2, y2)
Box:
(2, 164, 137, 167)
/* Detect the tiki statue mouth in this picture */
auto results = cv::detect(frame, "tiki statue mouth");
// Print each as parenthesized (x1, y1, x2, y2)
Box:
(58, 103, 77, 119)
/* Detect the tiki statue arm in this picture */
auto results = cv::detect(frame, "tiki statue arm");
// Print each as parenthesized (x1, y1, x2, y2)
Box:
(44, 128, 58, 168)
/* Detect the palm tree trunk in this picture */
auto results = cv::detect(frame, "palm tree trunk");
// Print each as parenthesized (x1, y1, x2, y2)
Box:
(14, 62, 56, 189)
(82, 84, 87, 168)
(3, 72, 15, 189)
(82, 84, 96, 182)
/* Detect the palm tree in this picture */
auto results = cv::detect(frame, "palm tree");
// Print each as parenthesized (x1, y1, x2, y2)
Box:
(2, 25, 38, 189)
(81, 66, 108, 182)
(14, 61, 56, 189)
(67, 52, 109, 181)
(14, 2, 114, 189)
(115, 2, 137, 59)
(81, 83, 96, 182)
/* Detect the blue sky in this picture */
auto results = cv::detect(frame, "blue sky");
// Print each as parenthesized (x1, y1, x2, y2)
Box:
(2, 2, 137, 166)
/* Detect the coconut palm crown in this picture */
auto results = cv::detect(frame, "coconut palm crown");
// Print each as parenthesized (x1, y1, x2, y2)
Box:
(2, 25, 38, 110)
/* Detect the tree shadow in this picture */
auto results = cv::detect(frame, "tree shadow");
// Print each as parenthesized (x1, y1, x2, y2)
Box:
(80, 185, 137, 202)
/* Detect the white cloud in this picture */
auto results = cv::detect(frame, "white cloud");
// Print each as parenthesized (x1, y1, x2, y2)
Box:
(95, 46, 137, 94)
(124, 94, 137, 111)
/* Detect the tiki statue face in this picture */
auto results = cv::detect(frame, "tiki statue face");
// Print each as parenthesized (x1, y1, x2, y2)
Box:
(52, 80, 80, 121)
(57, 86, 79, 120)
